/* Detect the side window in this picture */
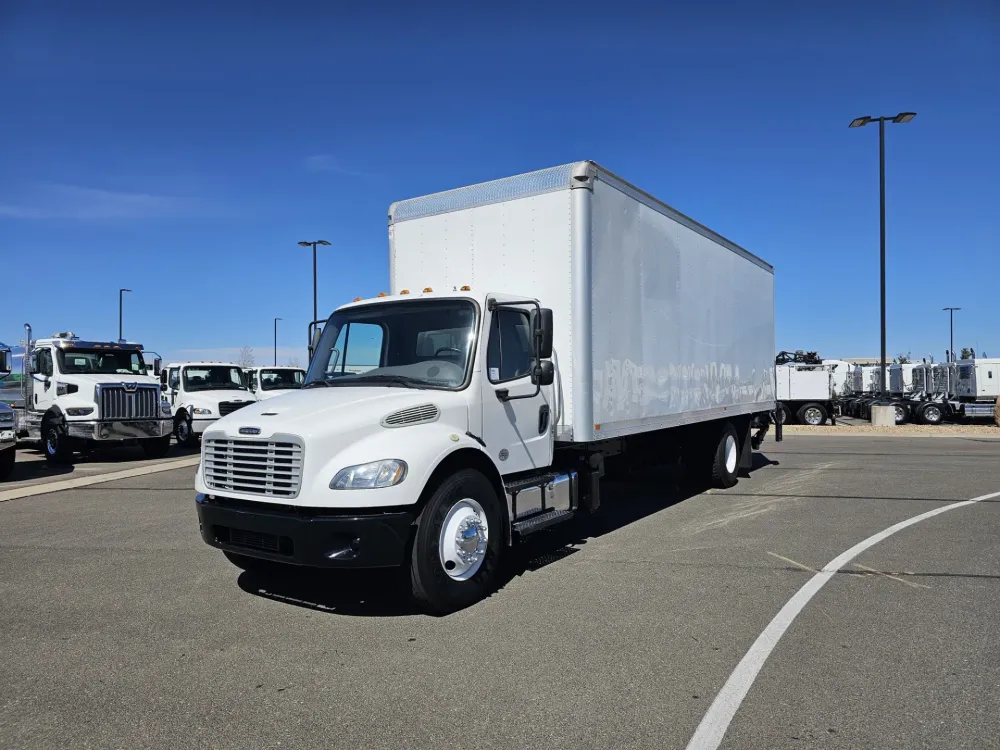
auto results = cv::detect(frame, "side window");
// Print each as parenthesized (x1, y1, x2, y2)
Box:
(169, 368, 180, 390)
(341, 323, 384, 375)
(487, 309, 533, 383)
(38, 350, 53, 377)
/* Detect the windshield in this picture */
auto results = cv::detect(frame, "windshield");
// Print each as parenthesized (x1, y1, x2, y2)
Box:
(305, 300, 477, 390)
(183, 365, 247, 391)
(58, 348, 146, 375)
(260, 368, 306, 391)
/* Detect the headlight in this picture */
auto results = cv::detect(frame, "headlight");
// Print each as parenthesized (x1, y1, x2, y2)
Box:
(65, 407, 95, 417)
(191, 407, 213, 415)
(160, 401, 172, 414)
(330, 459, 407, 490)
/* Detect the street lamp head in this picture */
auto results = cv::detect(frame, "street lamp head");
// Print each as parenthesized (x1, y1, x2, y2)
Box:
(892, 112, 916, 124)
(298, 240, 331, 247)
(849, 116, 872, 128)
(317, 240, 331, 246)
(120, 288, 132, 293)
(297, 241, 312, 247)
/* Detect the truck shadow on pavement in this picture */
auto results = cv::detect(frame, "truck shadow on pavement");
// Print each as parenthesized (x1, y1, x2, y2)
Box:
(236, 452, 778, 617)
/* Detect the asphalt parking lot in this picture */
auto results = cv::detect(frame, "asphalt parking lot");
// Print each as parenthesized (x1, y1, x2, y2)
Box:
(2, 434, 999, 750)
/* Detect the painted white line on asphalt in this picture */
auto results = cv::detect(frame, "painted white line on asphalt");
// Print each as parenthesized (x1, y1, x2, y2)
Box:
(685, 489, 1000, 750)
(0, 456, 200, 503)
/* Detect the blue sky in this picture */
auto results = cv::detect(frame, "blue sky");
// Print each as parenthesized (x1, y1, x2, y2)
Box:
(2, 1, 998, 365)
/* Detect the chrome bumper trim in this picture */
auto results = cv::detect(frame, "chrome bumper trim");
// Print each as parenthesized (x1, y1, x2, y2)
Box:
(67, 419, 172, 441)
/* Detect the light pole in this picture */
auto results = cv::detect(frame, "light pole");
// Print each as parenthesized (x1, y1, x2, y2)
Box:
(297, 240, 331, 327)
(118, 288, 131, 342)
(274, 317, 282, 366)
(943, 307, 960, 362)
(849, 111, 916, 399)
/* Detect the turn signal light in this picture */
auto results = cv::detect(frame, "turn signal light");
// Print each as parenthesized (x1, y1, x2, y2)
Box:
(460, 285, 471, 291)
(423, 287, 433, 293)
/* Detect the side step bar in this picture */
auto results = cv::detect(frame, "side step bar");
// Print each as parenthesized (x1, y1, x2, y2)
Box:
(512, 509, 574, 536)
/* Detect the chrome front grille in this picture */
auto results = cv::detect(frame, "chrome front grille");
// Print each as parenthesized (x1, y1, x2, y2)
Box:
(203, 437, 304, 498)
(98, 384, 160, 421)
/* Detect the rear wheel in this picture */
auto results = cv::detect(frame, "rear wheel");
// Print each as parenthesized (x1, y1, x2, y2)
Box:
(142, 435, 172, 459)
(409, 469, 503, 615)
(709, 422, 740, 489)
(42, 418, 74, 465)
(892, 403, 909, 425)
(774, 403, 792, 425)
(0, 448, 14, 481)
(797, 403, 828, 426)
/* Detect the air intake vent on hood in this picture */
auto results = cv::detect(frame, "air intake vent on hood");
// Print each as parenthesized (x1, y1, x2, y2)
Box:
(381, 403, 440, 427)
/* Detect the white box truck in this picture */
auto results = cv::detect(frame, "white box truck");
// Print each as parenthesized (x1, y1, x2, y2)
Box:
(194, 162, 778, 613)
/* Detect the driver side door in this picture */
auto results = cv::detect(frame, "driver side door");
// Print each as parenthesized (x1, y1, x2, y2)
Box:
(479, 306, 553, 475)
(32, 349, 56, 413)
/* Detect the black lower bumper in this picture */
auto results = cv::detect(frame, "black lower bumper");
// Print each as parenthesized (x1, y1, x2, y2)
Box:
(196, 494, 417, 569)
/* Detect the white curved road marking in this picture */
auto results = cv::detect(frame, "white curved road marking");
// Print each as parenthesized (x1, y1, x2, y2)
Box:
(0, 456, 200, 503)
(686, 489, 1000, 750)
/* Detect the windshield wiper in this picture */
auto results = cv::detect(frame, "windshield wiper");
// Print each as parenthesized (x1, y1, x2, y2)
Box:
(303, 380, 330, 388)
(337, 374, 421, 389)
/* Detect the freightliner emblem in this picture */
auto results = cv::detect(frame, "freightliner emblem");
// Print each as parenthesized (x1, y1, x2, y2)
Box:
(239, 427, 261, 435)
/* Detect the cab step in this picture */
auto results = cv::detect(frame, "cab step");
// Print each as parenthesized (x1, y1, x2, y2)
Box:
(512, 508, 574, 536)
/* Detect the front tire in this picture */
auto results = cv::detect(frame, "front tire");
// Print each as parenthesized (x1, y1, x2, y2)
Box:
(142, 435, 172, 459)
(0, 448, 14, 481)
(409, 469, 503, 615)
(892, 403, 910, 425)
(709, 422, 740, 489)
(174, 413, 198, 448)
(42, 419, 74, 465)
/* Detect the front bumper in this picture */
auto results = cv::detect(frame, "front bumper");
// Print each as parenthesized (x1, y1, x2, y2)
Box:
(0, 428, 15, 447)
(196, 494, 417, 569)
(67, 419, 172, 441)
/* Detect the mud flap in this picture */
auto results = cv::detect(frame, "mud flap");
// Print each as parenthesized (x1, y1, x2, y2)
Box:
(740, 421, 754, 470)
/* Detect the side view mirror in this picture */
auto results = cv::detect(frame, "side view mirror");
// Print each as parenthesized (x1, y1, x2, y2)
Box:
(531, 360, 555, 386)
(531, 308, 553, 359)
(160, 383, 167, 392)
(29, 353, 38, 375)
(153, 357, 162, 377)
(0, 350, 10, 376)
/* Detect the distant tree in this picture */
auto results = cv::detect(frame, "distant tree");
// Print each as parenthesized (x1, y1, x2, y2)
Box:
(960, 347, 973, 360)
(895, 354, 910, 364)
(286, 356, 301, 368)
(237, 345, 255, 369)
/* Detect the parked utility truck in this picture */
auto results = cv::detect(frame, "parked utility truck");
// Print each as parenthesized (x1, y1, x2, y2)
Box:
(0, 342, 15, 480)
(774, 364, 834, 425)
(194, 161, 778, 613)
(13, 327, 172, 463)
(244, 366, 306, 401)
(160, 362, 256, 446)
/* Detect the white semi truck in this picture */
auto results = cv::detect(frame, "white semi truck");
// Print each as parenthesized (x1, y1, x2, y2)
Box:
(160, 362, 257, 446)
(13, 326, 172, 463)
(243, 366, 306, 401)
(0, 342, 14, 480)
(194, 161, 778, 613)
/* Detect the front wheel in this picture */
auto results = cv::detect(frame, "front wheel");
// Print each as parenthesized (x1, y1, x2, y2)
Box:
(174, 414, 198, 448)
(0, 448, 14, 481)
(42, 420, 74, 465)
(142, 435, 172, 459)
(409, 469, 503, 615)
(709, 422, 740, 489)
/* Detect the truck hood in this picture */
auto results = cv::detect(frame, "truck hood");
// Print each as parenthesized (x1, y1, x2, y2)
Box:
(63, 373, 158, 387)
(209, 386, 466, 441)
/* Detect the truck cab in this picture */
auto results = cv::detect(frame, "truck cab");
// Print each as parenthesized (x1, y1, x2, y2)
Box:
(161, 362, 256, 446)
(243, 366, 306, 401)
(16, 329, 172, 464)
(0, 342, 14, 480)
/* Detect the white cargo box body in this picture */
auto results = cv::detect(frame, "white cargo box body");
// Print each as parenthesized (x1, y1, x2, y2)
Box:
(389, 161, 776, 443)
(955, 359, 1000, 400)
(775, 366, 833, 401)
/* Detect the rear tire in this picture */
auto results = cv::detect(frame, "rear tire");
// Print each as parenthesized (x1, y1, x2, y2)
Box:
(0, 448, 14, 481)
(141, 435, 172, 459)
(892, 403, 909, 425)
(409, 469, 503, 615)
(709, 422, 740, 489)
(42, 418, 74, 465)
(797, 403, 828, 426)
(774, 403, 792, 425)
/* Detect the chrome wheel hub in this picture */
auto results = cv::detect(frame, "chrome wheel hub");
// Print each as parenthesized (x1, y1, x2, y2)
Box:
(439, 498, 489, 581)
(804, 407, 823, 425)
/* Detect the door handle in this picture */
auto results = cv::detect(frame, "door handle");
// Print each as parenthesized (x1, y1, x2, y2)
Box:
(538, 404, 550, 435)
